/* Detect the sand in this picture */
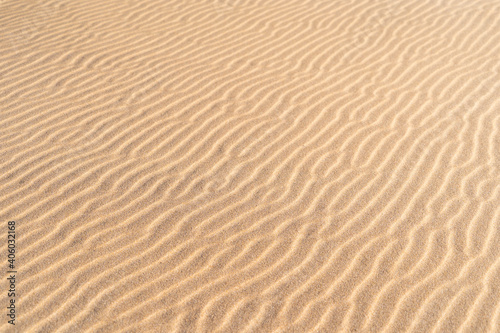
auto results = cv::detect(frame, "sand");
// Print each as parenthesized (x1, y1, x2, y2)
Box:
(1, 0, 500, 332)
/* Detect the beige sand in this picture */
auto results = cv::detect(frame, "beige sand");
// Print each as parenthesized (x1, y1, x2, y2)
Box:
(1, 0, 500, 332)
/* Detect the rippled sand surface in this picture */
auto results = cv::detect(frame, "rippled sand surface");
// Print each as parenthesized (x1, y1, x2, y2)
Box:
(1, 0, 500, 332)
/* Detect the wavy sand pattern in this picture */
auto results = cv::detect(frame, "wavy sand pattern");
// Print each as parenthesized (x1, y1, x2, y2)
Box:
(1, 0, 500, 332)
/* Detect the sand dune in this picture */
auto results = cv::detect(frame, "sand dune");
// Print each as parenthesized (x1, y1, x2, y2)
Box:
(1, 0, 500, 332)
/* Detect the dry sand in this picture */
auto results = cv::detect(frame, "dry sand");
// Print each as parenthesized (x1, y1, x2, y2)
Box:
(1, 0, 500, 332)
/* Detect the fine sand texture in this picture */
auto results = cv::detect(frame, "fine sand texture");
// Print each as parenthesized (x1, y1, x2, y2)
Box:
(1, 0, 500, 332)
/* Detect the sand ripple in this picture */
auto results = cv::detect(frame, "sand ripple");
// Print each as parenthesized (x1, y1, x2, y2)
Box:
(1, 0, 500, 332)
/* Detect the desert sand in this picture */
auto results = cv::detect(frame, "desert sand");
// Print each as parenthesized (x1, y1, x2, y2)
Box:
(1, 0, 500, 332)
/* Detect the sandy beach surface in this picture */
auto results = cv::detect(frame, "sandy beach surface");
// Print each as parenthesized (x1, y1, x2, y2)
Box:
(1, 0, 500, 332)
